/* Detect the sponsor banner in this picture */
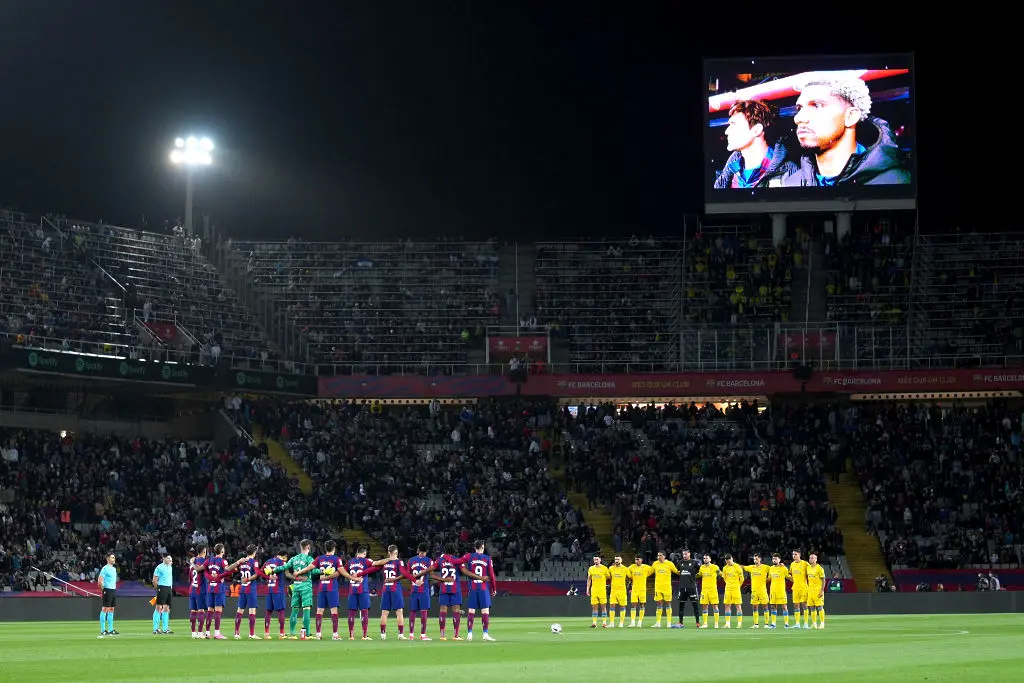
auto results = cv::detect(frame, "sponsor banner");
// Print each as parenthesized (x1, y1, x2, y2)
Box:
(893, 569, 1024, 591)
(487, 336, 548, 359)
(145, 322, 177, 342)
(319, 368, 1024, 398)
(3, 347, 208, 385)
(231, 369, 317, 396)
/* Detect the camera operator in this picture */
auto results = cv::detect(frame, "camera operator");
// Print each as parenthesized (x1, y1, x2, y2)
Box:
(874, 574, 891, 593)
(976, 573, 991, 592)
(915, 582, 931, 592)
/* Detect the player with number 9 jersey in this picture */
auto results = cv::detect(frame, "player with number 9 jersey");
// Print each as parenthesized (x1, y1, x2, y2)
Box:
(465, 546, 497, 610)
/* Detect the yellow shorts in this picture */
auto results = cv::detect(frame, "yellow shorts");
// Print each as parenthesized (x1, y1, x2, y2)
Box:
(590, 593, 607, 606)
(654, 590, 672, 603)
(610, 590, 628, 607)
(700, 590, 720, 606)
(769, 591, 788, 606)
(792, 588, 808, 604)
(750, 590, 769, 606)
(806, 594, 824, 608)
(631, 592, 647, 605)
(723, 589, 742, 605)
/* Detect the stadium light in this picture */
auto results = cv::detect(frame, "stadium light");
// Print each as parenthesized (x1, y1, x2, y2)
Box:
(169, 135, 215, 237)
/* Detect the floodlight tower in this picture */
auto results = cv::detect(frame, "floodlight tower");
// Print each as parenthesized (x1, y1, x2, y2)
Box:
(169, 135, 214, 237)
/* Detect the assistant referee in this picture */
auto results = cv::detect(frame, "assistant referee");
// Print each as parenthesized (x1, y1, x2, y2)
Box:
(153, 554, 175, 635)
(97, 554, 119, 637)
(676, 549, 701, 628)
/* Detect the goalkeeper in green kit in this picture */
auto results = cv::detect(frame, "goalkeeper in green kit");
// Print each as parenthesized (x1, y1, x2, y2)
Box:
(266, 539, 357, 640)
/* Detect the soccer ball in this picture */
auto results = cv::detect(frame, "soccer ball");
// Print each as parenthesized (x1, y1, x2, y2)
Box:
(550, 623, 562, 634)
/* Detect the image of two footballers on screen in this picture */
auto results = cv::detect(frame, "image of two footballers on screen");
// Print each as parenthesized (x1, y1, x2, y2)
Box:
(713, 74, 911, 189)
(586, 549, 827, 630)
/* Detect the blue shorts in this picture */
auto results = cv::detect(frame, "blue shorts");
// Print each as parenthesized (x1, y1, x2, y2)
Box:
(439, 592, 461, 607)
(380, 591, 404, 612)
(317, 591, 340, 610)
(409, 592, 431, 612)
(189, 594, 207, 611)
(206, 592, 226, 609)
(238, 592, 259, 610)
(265, 592, 286, 612)
(347, 592, 371, 611)
(468, 589, 491, 610)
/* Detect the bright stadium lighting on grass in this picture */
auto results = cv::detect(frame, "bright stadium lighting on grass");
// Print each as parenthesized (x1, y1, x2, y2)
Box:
(169, 135, 215, 236)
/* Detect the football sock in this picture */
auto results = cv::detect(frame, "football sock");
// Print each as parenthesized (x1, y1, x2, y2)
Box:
(153, 610, 160, 631)
(348, 611, 357, 636)
(737, 612, 743, 628)
(754, 611, 760, 626)
(439, 614, 447, 635)
(770, 611, 777, 626)
(453, 613, 461, 636)
(638, 607, 645, 625)
(248, 614, 256, 636)
(592, 611, 597, 625)
(264, 613, 272, 632)
(100, 613, 106, 632)
(398, 621, 405, 636)
(361, 609, 369, 637)
(468, 614, 475, 632)
(820, 608, 826, 626)
(666, 607, 672, 623)
(482, 615, 490, 633)
(302, 610, 310, 635)
(332, 613, 340, 635)
(289, 611, 298, 635)
(316, 615, 324, 634)
(714, 613, 720, 627)
(234, 613, 242, 635)
(278, 613, 286, 634)
(655, 609, 661, 625)
(214, 612, 222, 633)
(783, 609, 790, 626)
(108, 614, 115, 632)
(811, 609, 818, 626)
(420, 613, 427, 635)
(380, 623, 387, 636)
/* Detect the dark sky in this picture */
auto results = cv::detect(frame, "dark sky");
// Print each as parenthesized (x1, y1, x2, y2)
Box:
(0, 2, 986, 239)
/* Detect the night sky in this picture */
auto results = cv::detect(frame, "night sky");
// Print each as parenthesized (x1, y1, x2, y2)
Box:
(0, 2, 979, 239)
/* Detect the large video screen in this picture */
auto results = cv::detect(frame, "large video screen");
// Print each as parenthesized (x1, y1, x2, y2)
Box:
(704, 54, 915, 214)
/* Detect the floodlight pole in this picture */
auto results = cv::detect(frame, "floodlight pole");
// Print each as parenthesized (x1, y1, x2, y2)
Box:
(184, 168, 195, 237)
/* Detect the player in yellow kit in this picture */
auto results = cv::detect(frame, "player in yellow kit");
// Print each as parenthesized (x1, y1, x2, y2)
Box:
(627, 555, 653, 627)
(587, 556, 611, 628)
(767, 553, 791, 628)
(607, 556, 630, 628)
(721, 555, 745, 628)
(743, 553, 770, 628)
(696, 554, 721, 629)
(790, 550, 811, 629)
(806, 552, 827, 629)
(651, 551, 679, 628)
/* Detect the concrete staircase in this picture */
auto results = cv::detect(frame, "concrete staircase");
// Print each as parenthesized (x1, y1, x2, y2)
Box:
(551, 464, 631, 561)
(251, 426, 312, 495)
(791, 239, 830, 323)
(826, 472, 890, 591)
(498, 243, 536, 321)
(336, 527, 384, 559)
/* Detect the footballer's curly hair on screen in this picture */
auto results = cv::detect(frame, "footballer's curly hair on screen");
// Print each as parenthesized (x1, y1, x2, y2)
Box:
(728, 99, 778, 134)
(796, 75, 872, 121)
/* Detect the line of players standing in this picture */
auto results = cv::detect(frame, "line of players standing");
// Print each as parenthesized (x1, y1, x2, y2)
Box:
(587, 549, 828, 630)
(183, 539, 499, 641)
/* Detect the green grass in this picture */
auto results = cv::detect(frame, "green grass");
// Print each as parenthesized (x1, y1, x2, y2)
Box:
(2, 614, 1023, 682)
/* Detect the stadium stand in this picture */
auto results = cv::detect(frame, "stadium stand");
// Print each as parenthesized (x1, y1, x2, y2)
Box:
(50, 218, 274, 368)
(534, 238, 684, 372)
(850, 402, 1023, 571)
(0, 428, 322, 589)
(223, 239, 500, 374)
(1, 211, 138, 355)
(909, 231, 1024, 368)
(246, 398, 600, 580)
(562, 402, 846, 576)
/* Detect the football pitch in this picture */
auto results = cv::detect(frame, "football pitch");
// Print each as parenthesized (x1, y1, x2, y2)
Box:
(2, 614, 1022, 682)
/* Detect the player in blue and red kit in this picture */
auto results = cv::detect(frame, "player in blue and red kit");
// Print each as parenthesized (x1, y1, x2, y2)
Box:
(313, 540, 348, 640)
(433, 543, 470, 641)
(233, 545, 262, 640)
(460, 539, 498, 641)
(187, 545, 209, 639)
(261, 550, 290, 639)
(345, 545, 381, 640)
(407, 542, 435, 641)
(376, 545, 416, 640)
(204, 544, 254, 639)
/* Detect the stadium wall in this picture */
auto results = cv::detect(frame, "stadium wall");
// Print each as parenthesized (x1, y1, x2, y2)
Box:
(3, 592, 1023, 622)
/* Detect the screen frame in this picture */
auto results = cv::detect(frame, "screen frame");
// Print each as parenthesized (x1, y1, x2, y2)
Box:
(703, 53, 917, 215)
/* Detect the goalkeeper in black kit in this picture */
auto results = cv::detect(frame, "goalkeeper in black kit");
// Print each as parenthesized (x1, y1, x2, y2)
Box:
(673, 549, 702, 628)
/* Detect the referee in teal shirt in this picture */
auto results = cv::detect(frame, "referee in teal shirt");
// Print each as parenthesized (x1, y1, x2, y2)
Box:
(97, 554, 119, 637)
(153, 554, 175, 635)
